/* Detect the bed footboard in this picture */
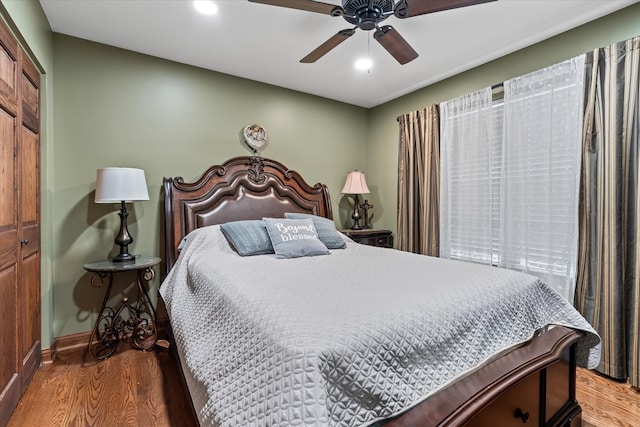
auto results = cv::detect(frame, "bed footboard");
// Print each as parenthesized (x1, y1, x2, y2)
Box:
(384, 325, 582, 426)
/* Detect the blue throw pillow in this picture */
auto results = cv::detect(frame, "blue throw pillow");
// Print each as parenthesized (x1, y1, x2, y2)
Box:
(263, 218, 329, 258)
(284, 212, 347, 249)
(220, 220, 274, 256)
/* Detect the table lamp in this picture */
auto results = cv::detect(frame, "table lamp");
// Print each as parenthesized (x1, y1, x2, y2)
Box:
(95, 167, 149, 263)
(341, 170, 370, 230)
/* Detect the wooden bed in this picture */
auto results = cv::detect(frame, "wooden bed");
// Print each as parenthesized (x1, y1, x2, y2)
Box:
(162, 155, 585, 427)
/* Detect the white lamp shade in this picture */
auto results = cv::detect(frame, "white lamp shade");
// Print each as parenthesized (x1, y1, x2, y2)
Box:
(341, 170, 370, 194)
(95, 167, 150, 203)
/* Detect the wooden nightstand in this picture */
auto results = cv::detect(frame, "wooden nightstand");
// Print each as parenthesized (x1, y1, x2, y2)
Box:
(84, 256, 161, 360)
(341, 229, 394, 248)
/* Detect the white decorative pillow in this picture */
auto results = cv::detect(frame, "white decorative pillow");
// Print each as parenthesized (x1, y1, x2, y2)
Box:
(263, 218, 329, 258)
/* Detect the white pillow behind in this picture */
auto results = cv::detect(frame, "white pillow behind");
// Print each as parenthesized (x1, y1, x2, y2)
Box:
(284, 212, 347, 249)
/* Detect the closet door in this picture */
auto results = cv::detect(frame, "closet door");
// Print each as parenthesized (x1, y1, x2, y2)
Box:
(18, 41, 41, 391)
(0, 19, 21, 425)
(0, 19, 41, 426)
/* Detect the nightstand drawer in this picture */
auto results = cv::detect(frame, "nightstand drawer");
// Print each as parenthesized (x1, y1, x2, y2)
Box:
(341, 229, 393, 248)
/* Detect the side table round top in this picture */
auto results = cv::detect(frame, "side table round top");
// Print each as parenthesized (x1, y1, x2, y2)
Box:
(83, 256, 161, 273)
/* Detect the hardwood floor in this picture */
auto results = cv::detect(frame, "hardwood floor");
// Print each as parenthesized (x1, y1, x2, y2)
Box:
(7, 348, 640, 426)
(577, 368, 640, 427)
(7, 344, 197, 427)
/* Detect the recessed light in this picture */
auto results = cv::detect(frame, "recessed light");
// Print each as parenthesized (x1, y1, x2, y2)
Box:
(355, 58, 373, 71)
(194, 0, 218, 15)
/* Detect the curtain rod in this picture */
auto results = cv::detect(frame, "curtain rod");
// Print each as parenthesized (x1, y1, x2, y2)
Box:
(395, 83, 503, 122)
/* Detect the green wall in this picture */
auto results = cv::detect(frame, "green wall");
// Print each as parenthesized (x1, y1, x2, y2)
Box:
(3, 0, 640, 344)
(51, 35, 368, 337)
(367, 2, 640, 234)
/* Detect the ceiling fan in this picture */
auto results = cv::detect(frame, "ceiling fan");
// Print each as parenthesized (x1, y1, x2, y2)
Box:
(248, 0, 497, 65)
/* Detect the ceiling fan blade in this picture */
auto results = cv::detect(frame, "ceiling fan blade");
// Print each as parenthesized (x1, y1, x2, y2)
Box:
(394, 0, 496, 19)
(374, 26, 418, 65)
(300, 29, 356, 63)
(248, 0, 344, 16)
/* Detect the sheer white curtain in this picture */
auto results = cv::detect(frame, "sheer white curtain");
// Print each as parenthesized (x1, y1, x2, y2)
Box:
(440, 88, 496, 264)
(502, 55, 585, 301)
(440, 55, 585, 301)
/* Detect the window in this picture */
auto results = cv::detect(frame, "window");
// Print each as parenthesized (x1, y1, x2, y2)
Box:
(440, 55, 586, 301)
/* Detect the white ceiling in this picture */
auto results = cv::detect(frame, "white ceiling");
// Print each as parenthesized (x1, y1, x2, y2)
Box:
(39, 0, 637, 108)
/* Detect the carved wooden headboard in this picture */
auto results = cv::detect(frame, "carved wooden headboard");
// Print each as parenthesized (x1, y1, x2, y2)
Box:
(162, 156, 333, 273)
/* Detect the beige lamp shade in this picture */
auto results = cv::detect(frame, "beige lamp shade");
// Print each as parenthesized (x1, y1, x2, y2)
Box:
(341, 170, 370, 194)
(95, 167, 150, 203)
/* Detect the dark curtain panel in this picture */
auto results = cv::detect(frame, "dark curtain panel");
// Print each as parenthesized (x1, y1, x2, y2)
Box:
(575, 36, 640, 387)
(397, 105, 440, 256)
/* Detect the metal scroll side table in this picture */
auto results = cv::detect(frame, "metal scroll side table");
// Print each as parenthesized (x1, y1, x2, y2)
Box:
(84, 256, 161, 360)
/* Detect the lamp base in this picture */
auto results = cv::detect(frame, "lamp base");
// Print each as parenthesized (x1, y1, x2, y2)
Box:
(112, 201, 136, 264)
(350, 194, 362, 230)
(112, 253, 136, 263)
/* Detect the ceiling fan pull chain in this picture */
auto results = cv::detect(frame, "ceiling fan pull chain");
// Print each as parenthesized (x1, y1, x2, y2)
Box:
(367, 31, 372, 73)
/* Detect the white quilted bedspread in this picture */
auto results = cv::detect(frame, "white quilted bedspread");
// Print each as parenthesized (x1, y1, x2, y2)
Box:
(160, 225, 600, 427)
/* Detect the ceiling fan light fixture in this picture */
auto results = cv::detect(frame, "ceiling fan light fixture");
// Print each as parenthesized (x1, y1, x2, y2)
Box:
(194, 0, 218, 15)
(355, 58, 373, 71)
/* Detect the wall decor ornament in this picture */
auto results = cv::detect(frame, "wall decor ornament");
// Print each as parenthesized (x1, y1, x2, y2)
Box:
(243, 124, 268, 153)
